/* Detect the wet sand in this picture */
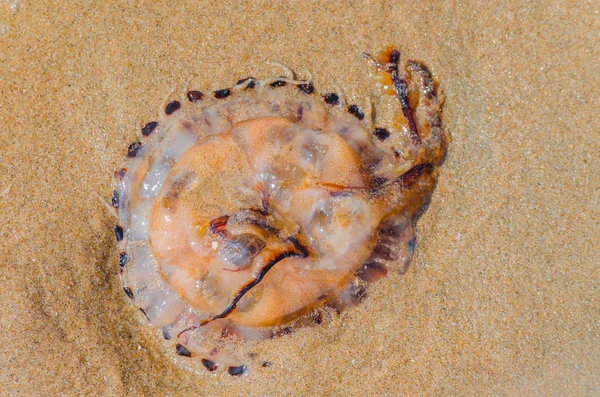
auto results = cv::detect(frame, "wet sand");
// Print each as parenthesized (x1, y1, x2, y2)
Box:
(0, 1, 598, 396)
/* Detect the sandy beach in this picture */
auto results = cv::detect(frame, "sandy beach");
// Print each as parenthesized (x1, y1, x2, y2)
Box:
(0, 1, 598, 396)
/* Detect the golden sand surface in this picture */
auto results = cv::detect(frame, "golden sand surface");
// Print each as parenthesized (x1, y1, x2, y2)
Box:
(0, 1, 598, 396)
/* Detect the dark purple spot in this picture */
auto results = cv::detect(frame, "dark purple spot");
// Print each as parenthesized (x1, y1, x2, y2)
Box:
(270, 79, 286, 88)
(323, 93, 339, 105)
(165, 100, 181, 115)
(228, 365, 247, 376)
(114, 225, 124, 241)
(298, 83, 314, 94)
(118, 252, 128, 268)
(348, 105, 364, 120)
(261, 361, 272, 368)
(123, 286, 134, 299)
(111, 190, 119, 208)
(187, 90, 204, 103)
(162, 329, 171, 340)
(201, 358, 218, 371)
(213, 88, 231, 99)
(373, 127, 390, 141)
(388, 49, 400, 64)
(141, 121, 158, 136)
(127, 141, 142, 158)
(176, 344, 192, 357)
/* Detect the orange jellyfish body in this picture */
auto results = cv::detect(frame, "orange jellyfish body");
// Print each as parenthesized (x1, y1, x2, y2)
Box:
(114, 47, 446, 375)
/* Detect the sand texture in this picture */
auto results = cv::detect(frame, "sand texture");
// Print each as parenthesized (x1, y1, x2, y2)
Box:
(0, 1, 598, 396)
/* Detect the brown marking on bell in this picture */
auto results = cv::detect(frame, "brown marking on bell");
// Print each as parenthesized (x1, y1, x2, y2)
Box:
(165, 100, 181, 115)
(186, 90, 204, 103)
(373, 127, 390, 141)
(213, 88, 231, 99)
(347, 105, 365, 120)
(227, 365, 247, 376)
(141, 121, 158, 136)
(298, 82, 314, 94)
(201, 358, 218, 371)
(113, 225, 124, 241)
(270, 79, 286, 88)
(175, 343, 193, 357)
(323, 93, 340, 105)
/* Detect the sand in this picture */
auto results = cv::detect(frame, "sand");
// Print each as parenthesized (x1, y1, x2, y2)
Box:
(0, 1, 598, 396)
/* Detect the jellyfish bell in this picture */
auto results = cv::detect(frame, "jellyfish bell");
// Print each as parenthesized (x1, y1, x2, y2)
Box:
(114, 47, 446, 375)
